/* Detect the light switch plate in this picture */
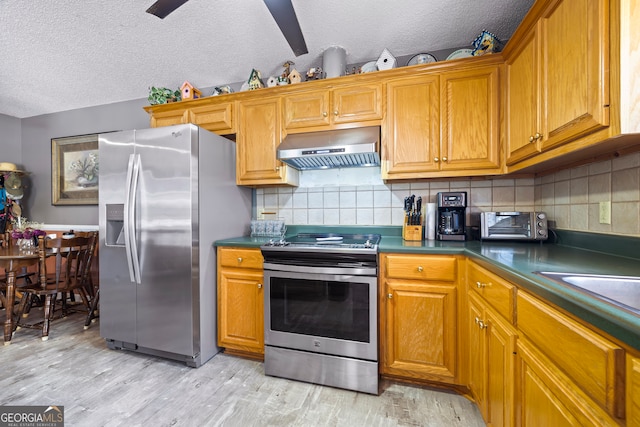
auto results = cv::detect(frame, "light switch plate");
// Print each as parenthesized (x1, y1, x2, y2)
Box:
(599, 201, 611, 224)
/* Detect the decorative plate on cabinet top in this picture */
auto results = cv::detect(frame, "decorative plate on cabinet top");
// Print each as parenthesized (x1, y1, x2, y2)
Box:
(361, 61, 378, 73)
(407, 53, 437, 66)
(446, 49, 474, 60)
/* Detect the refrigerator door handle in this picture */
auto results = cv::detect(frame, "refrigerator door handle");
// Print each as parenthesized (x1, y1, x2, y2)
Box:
(129, 154, 142, 285)
(123, 153, 141, 284)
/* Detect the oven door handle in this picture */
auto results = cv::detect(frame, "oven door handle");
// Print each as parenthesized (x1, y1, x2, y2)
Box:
(263, 262, 377, 277)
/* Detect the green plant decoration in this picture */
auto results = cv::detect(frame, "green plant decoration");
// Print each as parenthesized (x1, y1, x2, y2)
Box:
(148, 86, 182, 105)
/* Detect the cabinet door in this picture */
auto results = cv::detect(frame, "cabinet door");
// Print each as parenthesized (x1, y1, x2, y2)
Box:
(384, 280, 457, 383)
(237, 97, 296, 186)
(506, 26, 542, 165)
(516, 339, 618, 427)
(332, 83, 383, 125)
(189, 101, 235, 134)
(283, 90, 331, 129)
(467, 294, 487, 418)
(217, 268, 264, 354)
(149, 108, 189, 128)
(628, 355, 640, 426)
(485, 306, 517, 427)
(440, 65, 501, 172)
(383, 75, 440, 177)
(540, 0, 609, 151)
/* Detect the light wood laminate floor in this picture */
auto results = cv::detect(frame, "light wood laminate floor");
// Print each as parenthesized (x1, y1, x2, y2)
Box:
(0, 309, 485, 427)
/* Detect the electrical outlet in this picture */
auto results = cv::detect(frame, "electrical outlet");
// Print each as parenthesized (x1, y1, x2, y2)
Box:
(599, 201, 611, 224)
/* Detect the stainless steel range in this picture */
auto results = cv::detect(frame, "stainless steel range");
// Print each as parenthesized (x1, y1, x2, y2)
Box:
(261, 233, 381, 394)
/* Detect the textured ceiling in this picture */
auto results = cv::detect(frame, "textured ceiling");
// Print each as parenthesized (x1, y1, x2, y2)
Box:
(0, 0, 534, 119)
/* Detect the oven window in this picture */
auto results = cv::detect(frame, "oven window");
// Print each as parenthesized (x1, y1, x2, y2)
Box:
(269, 277, 370, 343)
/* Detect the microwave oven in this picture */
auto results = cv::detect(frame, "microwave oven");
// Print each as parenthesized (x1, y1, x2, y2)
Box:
(480, 212, 548, 241)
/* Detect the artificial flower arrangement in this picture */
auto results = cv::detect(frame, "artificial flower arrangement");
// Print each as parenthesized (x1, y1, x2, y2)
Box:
(10, 216, 46, 247)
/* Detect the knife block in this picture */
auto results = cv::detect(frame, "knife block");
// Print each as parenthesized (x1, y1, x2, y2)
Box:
(403, 221, 423, 241)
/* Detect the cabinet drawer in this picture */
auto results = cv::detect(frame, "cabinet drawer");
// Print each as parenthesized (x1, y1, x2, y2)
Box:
(517, 291, 625, 418)
(218, 248, 263, 269)
(468, 261, 515, 322)
(384, 254, 457, 282)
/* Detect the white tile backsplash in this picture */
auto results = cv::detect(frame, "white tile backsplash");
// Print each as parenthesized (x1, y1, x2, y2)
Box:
(252, 152, 640, 237)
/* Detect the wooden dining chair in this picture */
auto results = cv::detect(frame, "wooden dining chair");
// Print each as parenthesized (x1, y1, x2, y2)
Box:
(15, 233, 96, 340)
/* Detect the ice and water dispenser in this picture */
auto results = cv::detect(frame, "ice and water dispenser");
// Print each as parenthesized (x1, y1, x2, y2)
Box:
(105, 204, 125, 246)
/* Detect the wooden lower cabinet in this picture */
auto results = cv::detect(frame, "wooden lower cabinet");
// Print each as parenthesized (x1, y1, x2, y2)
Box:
(628, 355, 640, 426)
(216, 247, 264, 357)
(467, 291, 517, 427)
(516, 338, 620, 426)
(380, 254, 460, 384)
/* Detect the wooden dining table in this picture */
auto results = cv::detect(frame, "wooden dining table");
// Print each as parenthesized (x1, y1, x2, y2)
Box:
(1, 245, 40, 344)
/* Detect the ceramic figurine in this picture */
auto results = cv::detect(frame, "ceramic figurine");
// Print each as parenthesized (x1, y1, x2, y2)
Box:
(472, 30, 502, 56)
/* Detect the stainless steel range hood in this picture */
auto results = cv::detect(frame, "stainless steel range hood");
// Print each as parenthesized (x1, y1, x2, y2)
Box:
(277, 126, 380, 170)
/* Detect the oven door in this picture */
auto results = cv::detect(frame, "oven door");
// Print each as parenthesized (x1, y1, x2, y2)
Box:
(264, 267, 378, 362)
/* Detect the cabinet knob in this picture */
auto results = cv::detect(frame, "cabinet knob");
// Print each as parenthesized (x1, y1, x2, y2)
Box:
(529, 135, 535, 142)
(237, 257, 243, 263)
(534, 132, 542, 140)
(442, 156, 448, 162)
(323, 112, 328, 117)
(388, 293, 393, 299)
(476, 281, 485, 288)
(334, 110, 339, 116)
(257, 283, 263, 289)
(434, 157, 440, 162)
(479, 320, 487, 330)
(417, 266, 423, 272)
(275, 166, 280, 172)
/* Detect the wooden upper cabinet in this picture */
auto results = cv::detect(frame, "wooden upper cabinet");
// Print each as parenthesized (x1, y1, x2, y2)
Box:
(504, 0, 610, 167)
(188, 101, 235, 135)
(148, 107, 189, 128)
(383, 61, 501, 180)
(383, 75, 440, 178)
(505, 27, 542, 165)
(440, 65, 501, 172)
(541, 0, 609, 150)
(282, 83, 383, 131)
(236, 97, 298, 186)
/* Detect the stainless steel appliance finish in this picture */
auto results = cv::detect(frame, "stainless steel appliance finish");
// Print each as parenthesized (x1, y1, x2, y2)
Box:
(481, 211, 548, 241)
(98, 124, 251, 367)
(535, 272, 640, 315)
(261, 233, 380, 394)
(437, 191, 467, 241)
(276, 126, 380, 170)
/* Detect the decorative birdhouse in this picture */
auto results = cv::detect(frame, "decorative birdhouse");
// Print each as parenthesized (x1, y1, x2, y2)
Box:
(266, 76, 278, 88)
(180, 81, 202, 101)
(288, 69, 302, 84)
(248, 69, 265, 90)
(376, 48, 397, 71)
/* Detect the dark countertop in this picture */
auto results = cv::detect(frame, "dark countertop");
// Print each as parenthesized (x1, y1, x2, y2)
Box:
(216, 229, 640, 352)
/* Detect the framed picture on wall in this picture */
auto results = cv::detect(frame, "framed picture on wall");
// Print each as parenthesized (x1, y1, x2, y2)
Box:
(51, 133, 99, 205)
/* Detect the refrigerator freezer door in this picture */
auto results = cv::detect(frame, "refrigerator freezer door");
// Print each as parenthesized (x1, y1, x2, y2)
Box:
(134, 126, 197, 357)
(99, 131, 137, 345)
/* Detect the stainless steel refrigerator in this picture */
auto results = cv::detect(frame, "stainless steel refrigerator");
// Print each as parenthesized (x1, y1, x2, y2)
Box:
(98, 124, 251, 367)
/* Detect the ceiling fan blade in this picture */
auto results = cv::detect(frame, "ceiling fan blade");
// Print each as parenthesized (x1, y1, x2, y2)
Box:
(263, 0, 308, 57)
(146, 0, 189, 19)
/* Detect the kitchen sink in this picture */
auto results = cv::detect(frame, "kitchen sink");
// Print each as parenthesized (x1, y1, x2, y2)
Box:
(534, 271, 640, 315)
